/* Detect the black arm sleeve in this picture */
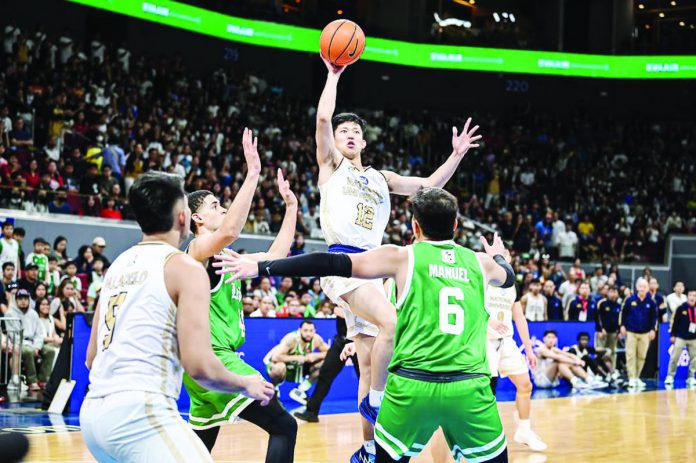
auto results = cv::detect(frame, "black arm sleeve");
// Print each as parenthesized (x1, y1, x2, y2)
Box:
(257, 252, 352, 278)
(493, 254, 515, 288)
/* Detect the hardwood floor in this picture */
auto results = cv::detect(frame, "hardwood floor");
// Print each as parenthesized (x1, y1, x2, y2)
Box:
(24, 390, 696, 462)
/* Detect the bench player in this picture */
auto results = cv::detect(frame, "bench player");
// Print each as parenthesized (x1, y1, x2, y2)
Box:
(315, 56, 481, 461)
(81, 172, 273, 463)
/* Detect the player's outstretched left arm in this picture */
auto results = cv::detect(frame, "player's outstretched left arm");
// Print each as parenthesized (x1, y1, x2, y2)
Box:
(512, 301, 537, 369)
(212, 245, 407, 282)
(477, 233, 515, 288)
(381, 118, 481, 196)
(188, 128, 261, 262)
(243, 169, 298, 262)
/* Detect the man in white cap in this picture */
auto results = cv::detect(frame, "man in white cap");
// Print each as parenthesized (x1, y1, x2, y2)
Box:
(91, 236, 109, 267)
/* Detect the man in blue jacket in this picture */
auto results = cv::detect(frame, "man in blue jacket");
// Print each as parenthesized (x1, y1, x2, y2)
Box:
(620, 278, 658, 389)
(664, 289, 696, 388)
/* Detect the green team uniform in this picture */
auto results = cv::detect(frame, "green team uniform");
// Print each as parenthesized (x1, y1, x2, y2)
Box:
(27, 253, 49, 282)
(263, 331, 315, 383)
(374, 241, 506, 462)
(183, 250, 258, 430)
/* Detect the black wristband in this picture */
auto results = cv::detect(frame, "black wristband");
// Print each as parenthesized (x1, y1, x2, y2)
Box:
(493, 254, 515, 288)
(257, 252, 353, 278)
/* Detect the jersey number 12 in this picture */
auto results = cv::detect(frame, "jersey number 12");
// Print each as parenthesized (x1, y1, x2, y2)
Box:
(439, 287, 464, 335)
(355, 203, 375, 230)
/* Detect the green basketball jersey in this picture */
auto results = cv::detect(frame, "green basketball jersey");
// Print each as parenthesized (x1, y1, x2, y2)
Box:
(390, 241, 489, 374)
(27, 253, 48, 282)
(206, 252, 246, 350)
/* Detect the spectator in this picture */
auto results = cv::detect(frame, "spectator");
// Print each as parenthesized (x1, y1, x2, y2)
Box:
(90, 237, 110, 267)
(31, 283, 48, 310)
(23, 159, 41, 188)
(241, 296, 255, 317)
(12, 227, 26, 265)
(79, 164, 100, 196)
(18, 262, 40, 295)
(50, 279, 85, 333)
(543, 280, 564, 321)
(532, 330, 594, 390)
(557, 224, 578, 260)
(566, 282, 595, 322)
(25, 237, 50, 285)
(300, 293, 316, 318)
(534, 211, 554, 252)
(36, 296, 62, 368)
(596, 285, 622, 367)
(620, 278, 658, 389)
(648, 278, 668, 321)
(290, 234, 306, 256)
(664, 290, 696, 387)
(46, 256, 60, 295)
(0, 220, 20, 279)
(98, 164, 118, 197)
(91, 258, 105, 284)
(250, 296, 277, 318)
(314, 301, 335, 319)
(253, 277, 278, 304)
(0, 262, 16, 314)
(665, 281, 687, 323)
(589, 267, 608, 293)
(9, 118, 33, 148)
(275, 276, 294, 306)
(99, 197, 123, 220)
(6, 289, 55, 390)
(51, 235, 69, 266)
(308, 278, 325, 309)
(74, 245, 94, 275)
(60, 261, 81, 293)
(48, 188, 73, 215)
(520, 278, 546, 321)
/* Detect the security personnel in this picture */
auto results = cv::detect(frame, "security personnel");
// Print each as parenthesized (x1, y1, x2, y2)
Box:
(664, 290, 696, 388)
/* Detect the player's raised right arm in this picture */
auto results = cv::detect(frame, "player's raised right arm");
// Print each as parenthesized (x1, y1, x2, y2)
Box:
(167, 253, 275, 404)
(316, 57, 345, 175)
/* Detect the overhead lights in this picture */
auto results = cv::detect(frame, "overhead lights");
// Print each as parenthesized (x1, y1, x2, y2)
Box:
(337, 9, 343, 15)
(510, 13, 516, 23)
(659, 12, 665, 17)
(679, 21, 685, 26)
(433, 12, 472, 28)
(645, 24, 651, 29)
(638, 4, 645, 9)
(670, 1, 676, 5)
(493, 12, 500, 22)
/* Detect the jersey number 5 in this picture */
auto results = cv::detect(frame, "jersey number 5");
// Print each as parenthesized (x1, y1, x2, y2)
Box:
(103, 292, 127, 350)
(439, 287, 465, 335)
(355, 203, 375, 230)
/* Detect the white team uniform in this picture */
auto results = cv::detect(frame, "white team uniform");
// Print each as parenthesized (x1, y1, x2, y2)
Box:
(524, 293, 546, 321)
(319, 159, 391, 338)
(486, 285, 529, 378)
(80, 242, 212, 463)
(0, 237, 19, 279)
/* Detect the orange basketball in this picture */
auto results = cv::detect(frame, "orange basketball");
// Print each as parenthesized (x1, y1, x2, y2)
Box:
(320, 19, 366, 67)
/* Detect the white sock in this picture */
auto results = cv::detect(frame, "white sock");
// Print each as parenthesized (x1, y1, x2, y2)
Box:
(369, 389, 384, 408)
(363, 440, 376, 455)
(570, 376, 579, 385)
(298, 379, 312, 392)
(518, 419, 531, 432)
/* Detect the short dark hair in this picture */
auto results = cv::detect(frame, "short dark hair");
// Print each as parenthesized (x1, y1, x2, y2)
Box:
(607, 285, 618, 292)
(530, 278, 541, 285)
(102, 164, 112, 171)
(13, 227, 25, 237)
(2, 262, 15, 270)
(129, 172, 186, 235)
(332, 113, 366, 132)
(543, 330, 557, 337)
(577, 331, 590, 341)
(2, 221, 13, 229)
(48, 255, 57, 262)
(410, 187, 458, 241)
(187, 190, 214, 233)
(300, 320, 315, 328)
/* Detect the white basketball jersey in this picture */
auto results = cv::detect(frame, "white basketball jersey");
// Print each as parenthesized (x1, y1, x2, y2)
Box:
(525, 293, 546, 321)
(319, 159, 391, 250)
(486, 285, 516, 340)
(0, 238, 19, 278)
(87, 241, 183, 400)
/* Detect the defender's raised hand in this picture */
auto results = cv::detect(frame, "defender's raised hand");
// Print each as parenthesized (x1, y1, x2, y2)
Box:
(452, 117, 482, 157)
(277, 168, 297, 208)
(242, 127, 261, 175)
(480, 232, 507, 257)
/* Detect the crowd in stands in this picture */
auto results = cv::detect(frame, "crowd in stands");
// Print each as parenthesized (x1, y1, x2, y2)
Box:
(0, 24, 694, 313)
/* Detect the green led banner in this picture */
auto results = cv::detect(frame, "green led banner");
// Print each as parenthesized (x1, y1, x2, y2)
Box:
(68, 0, 696, 78)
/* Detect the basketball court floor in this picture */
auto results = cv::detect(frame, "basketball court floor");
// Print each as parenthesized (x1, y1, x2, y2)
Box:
(2, 381, 695, 462)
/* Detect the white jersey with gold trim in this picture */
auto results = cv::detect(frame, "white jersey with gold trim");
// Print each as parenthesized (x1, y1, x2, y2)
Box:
(486, 285, 517, 340)
(87, 241, 183, 400)
(319, 159, 391, 250)
(525, 293, 546, 321)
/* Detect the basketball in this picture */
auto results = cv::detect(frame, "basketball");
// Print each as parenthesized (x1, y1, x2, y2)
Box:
(320, 19, 366, 67)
